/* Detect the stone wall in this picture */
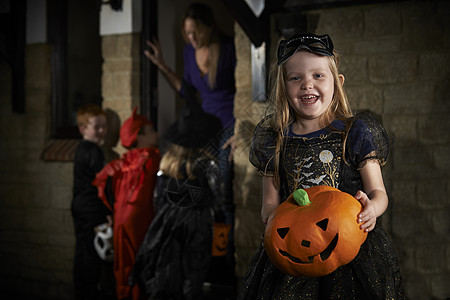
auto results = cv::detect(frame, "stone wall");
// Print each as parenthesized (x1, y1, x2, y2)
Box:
(233, 1, 450, 299)
(0, 44, 74, 299)
(0, 33, 140, 299)
(101, 33, 142, 159)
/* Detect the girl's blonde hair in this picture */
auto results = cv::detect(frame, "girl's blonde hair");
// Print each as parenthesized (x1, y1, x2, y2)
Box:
(181, 3, 221, 89)
(159, 143, 214, 179)
(269, 50, 353, 185)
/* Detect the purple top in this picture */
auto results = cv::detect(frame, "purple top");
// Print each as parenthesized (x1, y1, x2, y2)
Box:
(181, 36, 236, 128)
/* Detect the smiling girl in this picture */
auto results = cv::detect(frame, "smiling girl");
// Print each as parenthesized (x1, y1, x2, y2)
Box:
(239, 33, 406, 299)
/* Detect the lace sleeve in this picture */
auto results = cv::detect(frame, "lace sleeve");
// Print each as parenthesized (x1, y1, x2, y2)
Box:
(346, 111, 390, 167)
(249, 117, 278, 176)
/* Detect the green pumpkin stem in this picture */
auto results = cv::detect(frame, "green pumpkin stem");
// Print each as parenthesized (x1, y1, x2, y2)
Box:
(293, 189, 311, 206)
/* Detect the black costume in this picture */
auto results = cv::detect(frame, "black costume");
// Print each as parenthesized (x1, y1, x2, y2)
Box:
(71, 140, 111, 299)
(131, 157, 223, 300)
(238, 112, 406, 299)
(131, 81, 225, 300)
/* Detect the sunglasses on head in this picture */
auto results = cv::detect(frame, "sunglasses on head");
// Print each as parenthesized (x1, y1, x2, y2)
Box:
(277, 33, 334, 65)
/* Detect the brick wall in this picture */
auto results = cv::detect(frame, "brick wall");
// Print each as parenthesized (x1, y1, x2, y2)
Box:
(233, 1, 450, 299)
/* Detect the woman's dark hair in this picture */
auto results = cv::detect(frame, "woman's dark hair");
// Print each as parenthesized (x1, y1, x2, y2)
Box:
(182, 2, 216, 29)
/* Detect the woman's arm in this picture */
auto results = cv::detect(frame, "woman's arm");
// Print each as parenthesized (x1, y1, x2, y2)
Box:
(144, 38, 182, 92)
(355, 158, 389, 232)
(262, 176, 281, 226)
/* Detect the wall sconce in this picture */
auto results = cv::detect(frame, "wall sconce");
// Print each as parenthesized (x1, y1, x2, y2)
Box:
(101, 0, 123, 11)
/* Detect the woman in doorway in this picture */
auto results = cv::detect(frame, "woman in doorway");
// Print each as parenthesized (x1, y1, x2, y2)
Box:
(144, 2, 237, 287)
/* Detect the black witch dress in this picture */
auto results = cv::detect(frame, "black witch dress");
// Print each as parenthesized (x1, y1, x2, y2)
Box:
(131, 157, 224, 300)
(239, 112, 406, 300)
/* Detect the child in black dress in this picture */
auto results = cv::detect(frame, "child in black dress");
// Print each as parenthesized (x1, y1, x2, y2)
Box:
(239, 33, 406, 299)
(131, 83, 224, 300)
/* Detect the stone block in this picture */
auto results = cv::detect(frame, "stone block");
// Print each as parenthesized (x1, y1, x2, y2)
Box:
(353, 37, 402, 55)
(103, 98, 131, 116)
(235, 246, 258, 278)
(21, 267, 51, 281)
(417, 180, 447, 209)
(368, 55, 417, 84)
(433, 144, 450, 170)
(383, 114, 418, 147)
(45, 209, 67, 234)
(384, 83, 435, 114)
(25, 44, 51, 89)
(0, 208, 25, 231)
(315, 9, 364, 39)
(1, 277, 32, 297)
(35, 246, 72, 270)
(431, 274, 450, 300)
(419, 53, 450, 82)
(399, 245, 416, 274)
(113, 72, 133, 97)
(24, 115, 47, 138)
(64, 211, 75, 234)
(26, 90, 51, 114)
(102, 35, 118, 59)
(102, 72, 115, 98)
(116, 33, 140, 58)
(416, 244, 446, 274)
(103, 58, 138, 73)
(44, 163, 73, 187)
(131, 72, 141, 97)
(31, 280, 61, 299)
(47, 233, 75, 248)
(431, 210, 450, 235)
(364, 5, 402, 37)
(233, 165, 262, 209)
(340, 56, 368, 85)
(346, 86, 383, 114)
(234, 94, 253, 122)
(390, 180, 416, 212)
(418, 115, 450, 144)
(235, 65, 252, 89)
(26, 231, 47, 245)
(402, 3, 445, 52)
(391, 211, 432, 239)
(50, 186, 72, 210)
(447, 245, 450, 273)
(23, 209, 48, 232)
(391, 145, 434, 174)
(0, 185, 31, 207)
(234, 119, 257, 159)
(234, 208, 264, 249)
(404, 273, 431, 300)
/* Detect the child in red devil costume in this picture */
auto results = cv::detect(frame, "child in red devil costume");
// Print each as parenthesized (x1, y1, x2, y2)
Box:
(93, 107, 160, 300)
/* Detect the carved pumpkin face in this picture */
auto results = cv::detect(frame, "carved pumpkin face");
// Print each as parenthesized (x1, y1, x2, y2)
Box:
(212, 223, 231, 256)
(264, 185, 367, 277)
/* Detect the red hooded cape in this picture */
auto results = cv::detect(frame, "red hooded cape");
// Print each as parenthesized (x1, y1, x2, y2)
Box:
(93, 147, 160, 300)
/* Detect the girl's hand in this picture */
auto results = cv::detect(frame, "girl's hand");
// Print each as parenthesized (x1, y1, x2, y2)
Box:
(221, 135, 236, 161)
(144, 38, 167, 71)
(354, 190, 377, 232)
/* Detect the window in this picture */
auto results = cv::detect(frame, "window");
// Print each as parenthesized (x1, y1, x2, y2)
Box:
(47, 0, 102, 138)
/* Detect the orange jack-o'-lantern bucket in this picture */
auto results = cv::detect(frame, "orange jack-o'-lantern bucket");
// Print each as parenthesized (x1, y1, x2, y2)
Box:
(264, 185, 367, 277)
